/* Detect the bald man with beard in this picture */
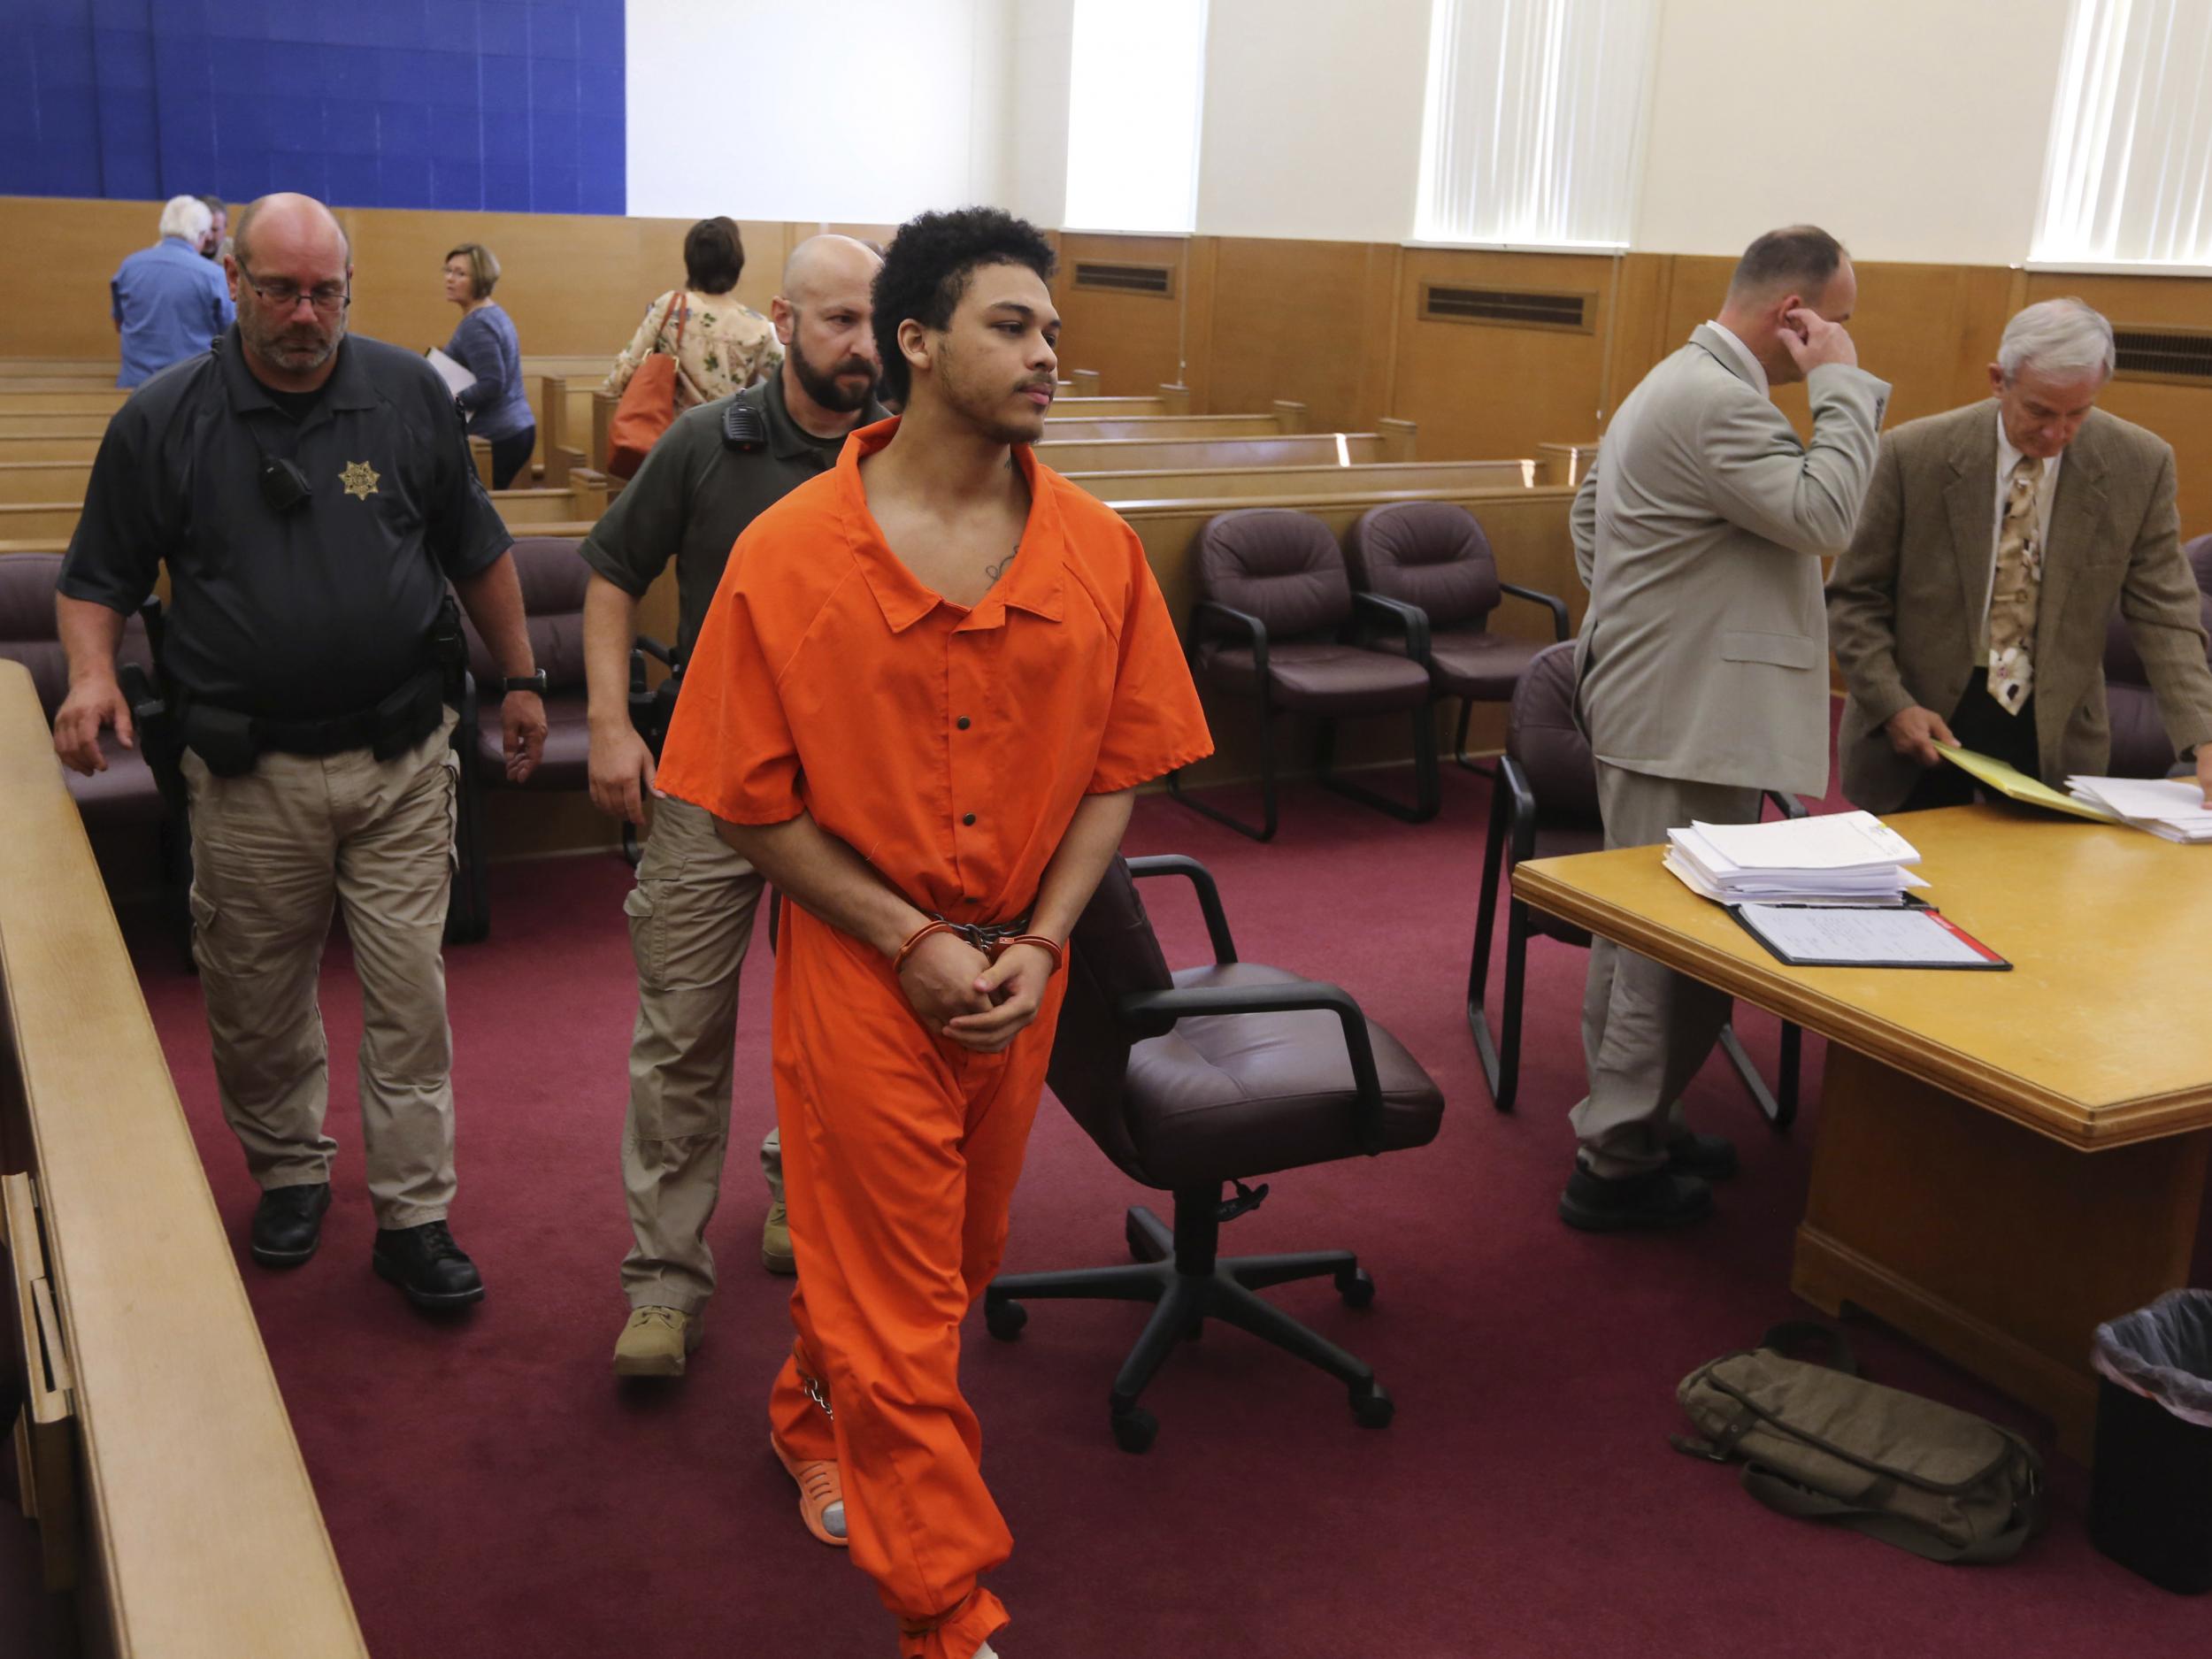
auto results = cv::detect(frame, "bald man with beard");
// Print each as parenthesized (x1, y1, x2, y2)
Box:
(580, 235, 890, 1380)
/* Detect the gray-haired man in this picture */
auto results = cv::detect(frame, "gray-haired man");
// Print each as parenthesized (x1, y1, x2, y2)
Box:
(1829, 296, 2212, 813)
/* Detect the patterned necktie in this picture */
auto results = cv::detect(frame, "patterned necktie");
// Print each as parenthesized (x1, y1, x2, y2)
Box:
(1985, 454, 2044, 715)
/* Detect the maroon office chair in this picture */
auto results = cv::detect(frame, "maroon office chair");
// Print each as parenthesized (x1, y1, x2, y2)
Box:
(1466, 642, 1802, 1124)
(1167, 509, 1439, 841)
(1346, 502, 1568, 772)
(2103, 573, 2212, 777)
(985, 854, 1444, 1453)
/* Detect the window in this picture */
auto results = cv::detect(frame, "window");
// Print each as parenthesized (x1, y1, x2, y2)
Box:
(1064, 0, 1209, 234)
(1414, 0, 1658, 249)
(2033, 0, 2212, 270)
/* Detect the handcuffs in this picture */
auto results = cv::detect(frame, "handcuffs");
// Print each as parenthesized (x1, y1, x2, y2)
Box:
(894, 914, 1064, 977)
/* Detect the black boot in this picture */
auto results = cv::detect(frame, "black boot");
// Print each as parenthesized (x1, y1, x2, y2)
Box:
(250, 1182, 332, 1267)
(1558, 1164, 1713, 1233)
(372, 1220, 485, 1309)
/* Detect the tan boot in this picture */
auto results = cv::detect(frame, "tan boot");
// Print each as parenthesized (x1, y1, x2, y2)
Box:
(612, 1305, 702, 1378)
(761, 1198, 796, 1275)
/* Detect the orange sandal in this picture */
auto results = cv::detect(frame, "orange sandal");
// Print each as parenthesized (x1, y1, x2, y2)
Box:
(772, 1434, 849, 1548)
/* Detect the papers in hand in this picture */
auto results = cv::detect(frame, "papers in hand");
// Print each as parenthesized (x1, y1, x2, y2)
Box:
(1664, 810, 1927, 905)
(2066, 775, 2212, 843)
(426, 347, 476, 396)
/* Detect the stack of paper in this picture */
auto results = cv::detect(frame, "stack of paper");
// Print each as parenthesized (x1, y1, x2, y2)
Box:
(1663, 810, 1929, 905)
(2065, 776, 2212, 843)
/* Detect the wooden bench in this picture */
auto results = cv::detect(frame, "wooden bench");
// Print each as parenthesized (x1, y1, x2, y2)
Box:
(1043, 403, 1307, 442)
(1035, 424, 1416, 474)
(0, 658, 367, 1655)
(0, 462, 91, 504)
(490, 473, 609, 527)
(0, 358, 115, 382)
(1068, 458, 1539, 504)
(0, 435, 103, 465)
(0, 413, 111, 440)
(0, 389, 127, 418)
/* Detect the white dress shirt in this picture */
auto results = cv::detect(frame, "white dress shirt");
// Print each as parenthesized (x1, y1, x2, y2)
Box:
(1703, 319, 1769, 397)
(1978, 405, 2063, 660)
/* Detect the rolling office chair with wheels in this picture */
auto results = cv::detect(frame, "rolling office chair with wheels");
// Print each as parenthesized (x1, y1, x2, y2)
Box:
(984, 854, 1445, 1454)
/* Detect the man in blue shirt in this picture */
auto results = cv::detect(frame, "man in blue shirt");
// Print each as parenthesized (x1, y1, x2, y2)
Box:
(111, 196, 236, 388)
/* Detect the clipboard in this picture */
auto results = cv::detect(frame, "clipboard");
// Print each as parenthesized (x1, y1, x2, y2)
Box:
(1726, 897, 2011, 970)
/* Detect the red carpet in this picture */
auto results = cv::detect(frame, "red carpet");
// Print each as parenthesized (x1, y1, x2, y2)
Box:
(12, 764, 2210, 1656)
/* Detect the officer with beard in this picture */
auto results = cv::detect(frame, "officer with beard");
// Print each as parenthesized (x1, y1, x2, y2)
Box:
(580, 234, 888, 1378)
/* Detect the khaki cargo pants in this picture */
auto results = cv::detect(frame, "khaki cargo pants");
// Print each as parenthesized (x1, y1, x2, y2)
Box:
(183, 710, 461, 1229)
(618, 795, 771, 1313)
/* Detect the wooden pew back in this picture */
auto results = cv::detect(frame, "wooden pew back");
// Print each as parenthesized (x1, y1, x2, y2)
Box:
(1035, 430, 1413, 473)
(1069, 458, 1539, 504)
(0, 659, 367, 1655)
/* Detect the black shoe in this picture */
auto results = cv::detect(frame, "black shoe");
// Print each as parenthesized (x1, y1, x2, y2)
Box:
(250, 1182, 332, 1268)
(1664, 1131, 1740, 1180)
(372, 1221, 485, 1309)
(1559, 1164, 1714, 1233)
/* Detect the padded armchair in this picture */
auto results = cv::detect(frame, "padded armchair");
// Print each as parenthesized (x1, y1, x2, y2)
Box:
(0, 556, 189, 955)
(1166, 509, 1439, 841)
(0, 553, 163, 833)
(1346, 502, 1569, 772)
(1466, 642, 1802, 1124)
(446, 537, 597, 941)
(984, 854, 1444, 1453)
(2103, 572, 2212, 777)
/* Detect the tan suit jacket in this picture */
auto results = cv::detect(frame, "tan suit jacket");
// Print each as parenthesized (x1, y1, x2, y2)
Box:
(1827, 402, 2212, 811)
(1572, 325, 1891, 800)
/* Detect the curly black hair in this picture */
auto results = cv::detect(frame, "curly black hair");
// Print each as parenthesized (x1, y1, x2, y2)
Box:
(872, 207, 1057, 404)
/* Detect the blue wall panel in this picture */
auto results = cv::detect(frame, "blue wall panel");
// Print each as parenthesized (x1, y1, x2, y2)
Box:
(0, 0, 626, 215)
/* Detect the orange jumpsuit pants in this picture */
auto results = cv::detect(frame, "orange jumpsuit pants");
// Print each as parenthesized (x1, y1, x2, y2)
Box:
(766, 905, 1067, 1659)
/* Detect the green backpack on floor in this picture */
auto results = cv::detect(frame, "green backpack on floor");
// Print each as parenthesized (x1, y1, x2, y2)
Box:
(1671, 1323, 2047, 1563)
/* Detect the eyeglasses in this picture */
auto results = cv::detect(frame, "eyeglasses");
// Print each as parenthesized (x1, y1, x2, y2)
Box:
(238, 268, 350, 315)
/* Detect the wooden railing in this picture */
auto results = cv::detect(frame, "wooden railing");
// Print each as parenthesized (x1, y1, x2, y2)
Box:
(0, 660, 365, 1655)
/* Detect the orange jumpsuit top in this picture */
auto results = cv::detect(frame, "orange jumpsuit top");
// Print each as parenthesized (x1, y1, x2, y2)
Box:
(657, 417, 1212, 920)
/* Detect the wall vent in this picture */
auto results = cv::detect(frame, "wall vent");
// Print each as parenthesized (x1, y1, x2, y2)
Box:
(2112, 326, 2212, 386)
(1419, 284, 1591, 333)
(1073, 261, 1174, 297)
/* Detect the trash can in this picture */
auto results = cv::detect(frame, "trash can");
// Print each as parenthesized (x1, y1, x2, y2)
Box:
(2089, 1288, 2212, 1594)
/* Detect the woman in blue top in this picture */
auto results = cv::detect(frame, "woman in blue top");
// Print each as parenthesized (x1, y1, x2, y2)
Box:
(442, 242, 535, 488)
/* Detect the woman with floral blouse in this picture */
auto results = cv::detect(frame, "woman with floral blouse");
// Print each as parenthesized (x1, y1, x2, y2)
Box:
(603, 217, 784, 410)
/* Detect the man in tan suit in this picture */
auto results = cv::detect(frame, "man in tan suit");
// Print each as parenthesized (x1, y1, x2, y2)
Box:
(1565, 227, 1890, 1232)
(1830, 297, 2212, 812)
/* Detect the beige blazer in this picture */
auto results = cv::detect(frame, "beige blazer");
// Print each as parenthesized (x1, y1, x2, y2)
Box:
(1827, 402, 2212, 811)
(1571, 326, 1891, 799)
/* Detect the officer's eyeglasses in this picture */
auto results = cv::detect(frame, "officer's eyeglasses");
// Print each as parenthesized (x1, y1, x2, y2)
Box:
(238, 268, 350, 315)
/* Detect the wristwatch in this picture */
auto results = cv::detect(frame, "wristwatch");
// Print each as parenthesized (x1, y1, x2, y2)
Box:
(499, 671, 548, 695)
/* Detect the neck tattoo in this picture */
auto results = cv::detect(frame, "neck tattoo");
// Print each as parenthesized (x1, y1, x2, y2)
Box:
(985, 544, 1018, 581)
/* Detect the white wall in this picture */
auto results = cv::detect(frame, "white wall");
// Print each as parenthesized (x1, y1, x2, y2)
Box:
(1193, 0, 1432, 242)
(1633, 0, 2074, 265)
(1004, 1, 1074, 227)
(625, 0, 1018, 224)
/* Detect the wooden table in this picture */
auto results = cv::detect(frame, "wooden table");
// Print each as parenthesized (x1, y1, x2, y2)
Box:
(1514, 806, 2212, 1457)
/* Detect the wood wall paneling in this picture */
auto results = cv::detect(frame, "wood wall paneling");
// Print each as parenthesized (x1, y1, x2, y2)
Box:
(1051, 234, 1193, 398)
(1203, 237, 1385, 434)
(1389, 248, 1615, 461)
(2025, 270, 2212, 535)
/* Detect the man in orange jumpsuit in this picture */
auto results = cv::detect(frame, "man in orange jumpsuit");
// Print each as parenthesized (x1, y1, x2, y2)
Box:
(655, 207, 1211, 1659)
